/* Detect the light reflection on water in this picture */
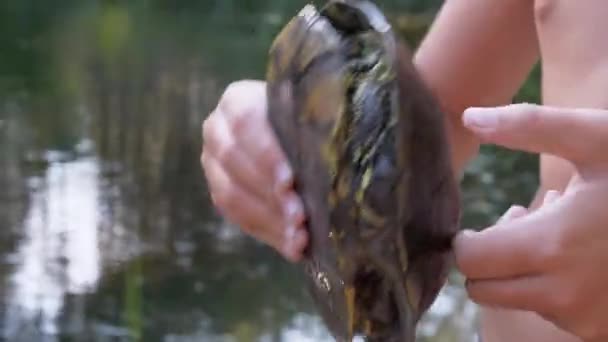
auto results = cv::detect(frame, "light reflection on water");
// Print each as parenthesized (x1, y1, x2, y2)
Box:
(1, 144, 480, 341)
(7, 155, 101, 338)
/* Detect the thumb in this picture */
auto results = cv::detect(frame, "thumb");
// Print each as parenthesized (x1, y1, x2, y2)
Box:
(462, 103, 608, 166)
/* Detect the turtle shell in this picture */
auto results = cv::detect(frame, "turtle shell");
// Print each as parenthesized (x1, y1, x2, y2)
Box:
(266, 1, 461, 341)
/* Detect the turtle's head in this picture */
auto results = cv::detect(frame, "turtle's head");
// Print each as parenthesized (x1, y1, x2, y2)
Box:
(320, 0, 391, 34)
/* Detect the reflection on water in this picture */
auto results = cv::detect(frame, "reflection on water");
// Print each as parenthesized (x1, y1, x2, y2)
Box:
(7, 153, 101, 338)
(0, 1, 539, 341)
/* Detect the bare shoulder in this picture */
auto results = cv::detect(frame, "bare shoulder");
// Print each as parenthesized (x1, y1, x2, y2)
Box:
(479, 3, 608, 341)
(535, 0, 608, 191)
(534, 0, 608, 23)
(535, 0, 608, 59)
(536, 0, 608, 108)
(535, 0, 608, 41)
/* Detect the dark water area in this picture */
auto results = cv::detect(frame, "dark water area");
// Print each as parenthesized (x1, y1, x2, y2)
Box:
(0, 1, 540, 341)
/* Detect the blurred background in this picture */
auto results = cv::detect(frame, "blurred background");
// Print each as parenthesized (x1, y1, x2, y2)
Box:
(0, 0, 541, 341)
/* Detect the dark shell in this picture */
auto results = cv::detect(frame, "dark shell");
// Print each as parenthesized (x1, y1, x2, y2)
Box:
(266, 1, 461, 341)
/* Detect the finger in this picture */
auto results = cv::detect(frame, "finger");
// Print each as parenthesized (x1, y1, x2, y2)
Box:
(203, 110, 287, 212)
(203, 153, 307, 261)
(456, 204, 528, 277)
(231, 111, 294, 194)
(283, 223, 309, 262)
(219, 81, 295, 193)
(462, 103, 608, 166)
(454, 209, 547, 279)
(564, 173, 584, 195)
(466, 275, 549, 313)
(218, 80, 267, 117)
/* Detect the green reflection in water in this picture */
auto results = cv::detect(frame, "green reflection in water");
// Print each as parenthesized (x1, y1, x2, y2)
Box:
(125, 256, 143, 341)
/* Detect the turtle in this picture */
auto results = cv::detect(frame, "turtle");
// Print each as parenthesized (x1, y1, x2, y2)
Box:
(265, 1, 462, 341)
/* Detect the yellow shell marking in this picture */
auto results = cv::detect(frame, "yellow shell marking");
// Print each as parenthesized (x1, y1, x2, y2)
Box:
(345, 286, 356, 338)
(406, 276, 421, 313)
(360, 205, 386, 228)
(364, 320, 372, 335)
(301, 74, 346, 124)
(355, 167, 373, 203)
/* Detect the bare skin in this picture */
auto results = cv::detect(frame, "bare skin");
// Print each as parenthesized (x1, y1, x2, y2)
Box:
(201, 0, 608, 340)
(456, 103, 608, 342)
(466, 1, 608, 341)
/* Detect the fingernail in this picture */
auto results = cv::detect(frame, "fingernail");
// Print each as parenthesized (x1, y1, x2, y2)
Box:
(293, 229, 308, 251)
(463, 107, 500, 129)
(283, 225, 298, 256)
(275, 163, 293, 190)
(283, 195, 304, 223)
(283, 227, 307, 261)
(285, 224, 297, 241)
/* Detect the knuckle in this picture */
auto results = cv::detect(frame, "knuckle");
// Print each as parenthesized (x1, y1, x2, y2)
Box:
(516, 102, 539, 112)
(208, 180, 236, 211)
(200, 151, 207, 168)
(240, 223, 259, 235)
(228, 111, 250, 136)
(220, 82, 254, 116)
(537, 229, 566, 268)
(201, 115, 214, 142)
(537, 242, 560, 269)
(218, 86, 237, 115)
(547, 283, 579, 316)
(550, 292, 574, 315)
(213, 188, 237, 211)
(255, 142, 280, 165)
(220, 82, 243, 104)
(202, 113, 225, 151)
(214, 140, 237, 165)
(200, 154, 217, 181)
(517, 103, 542, 126)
